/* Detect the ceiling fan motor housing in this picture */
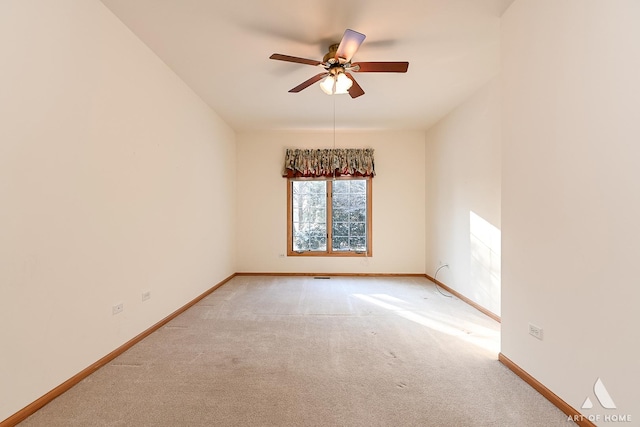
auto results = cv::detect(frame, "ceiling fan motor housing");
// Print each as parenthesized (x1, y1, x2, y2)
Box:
(322, 43, 340, 63)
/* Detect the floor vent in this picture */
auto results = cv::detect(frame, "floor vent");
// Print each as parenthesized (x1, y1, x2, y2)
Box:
(314, 276, 331, 279)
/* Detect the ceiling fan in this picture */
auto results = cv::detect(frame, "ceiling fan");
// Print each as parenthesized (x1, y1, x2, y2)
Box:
(269, 29, 409, 98)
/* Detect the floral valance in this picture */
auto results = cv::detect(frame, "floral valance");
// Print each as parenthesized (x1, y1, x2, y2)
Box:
(282, 148, 375, 178)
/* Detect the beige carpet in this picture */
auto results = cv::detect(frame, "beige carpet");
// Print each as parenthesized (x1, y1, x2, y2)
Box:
(20, 276, 572, 426)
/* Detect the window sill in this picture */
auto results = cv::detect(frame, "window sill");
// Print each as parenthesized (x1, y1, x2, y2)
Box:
(287, 250, 372, 257)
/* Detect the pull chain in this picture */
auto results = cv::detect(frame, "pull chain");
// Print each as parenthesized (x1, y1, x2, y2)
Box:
(333, 95, 337, 181)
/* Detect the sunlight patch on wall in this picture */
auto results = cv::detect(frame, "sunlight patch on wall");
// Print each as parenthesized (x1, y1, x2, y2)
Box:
(470, 211, 501, 315)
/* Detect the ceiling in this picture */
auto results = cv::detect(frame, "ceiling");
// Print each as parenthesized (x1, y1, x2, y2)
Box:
(99, 0, 513, 132)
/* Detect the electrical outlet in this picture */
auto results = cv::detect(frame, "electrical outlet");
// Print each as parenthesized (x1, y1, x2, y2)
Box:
(112, 303, 124, 315)
(278, 253, 285, 258)
(142, 290, 151, 302)
(529, 323, 543, 340)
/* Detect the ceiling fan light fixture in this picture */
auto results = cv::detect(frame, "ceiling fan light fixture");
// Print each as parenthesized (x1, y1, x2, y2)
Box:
(319, 75, 336, 95)
(320, 71, 353, 95)
(334, 72, 353, 94)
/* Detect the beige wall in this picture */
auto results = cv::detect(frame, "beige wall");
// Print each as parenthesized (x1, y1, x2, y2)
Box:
(425, 78, 501, 316)
(236, 130, 426, 274)
(0, 0, 236, 419)
(501, 0, 639, 418)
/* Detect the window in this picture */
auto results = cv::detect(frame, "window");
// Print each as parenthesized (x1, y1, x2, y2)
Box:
(287, 177, 372, 256)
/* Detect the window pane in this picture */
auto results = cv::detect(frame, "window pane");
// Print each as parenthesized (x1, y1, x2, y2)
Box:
(333, 180, 349, 194)
(332, 194, 347, 209)
(293, 231, 309, 251)
(331, 179, 367, 252)
(349, 208, 366, 222)
(332, 222, 348, 236)
(309, 233, 327, 251)
(332, 235, 349, 251)
(350, 180, 366, 193)
(309, 181, 325, 193)
(350, 194, 366, 208)
(292, 181, 327, 252)
(349, 222, 366, 236)
(350, 237, 367, 252)
(333, 209, 349, 222)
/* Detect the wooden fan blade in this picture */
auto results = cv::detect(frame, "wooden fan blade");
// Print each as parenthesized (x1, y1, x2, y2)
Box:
(335, 29, 366, 62)
(352, 62, 409, 73)
(270, 54, 323, 66)
(289, 72, 329, 93)
(345, 73, 365, 98)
